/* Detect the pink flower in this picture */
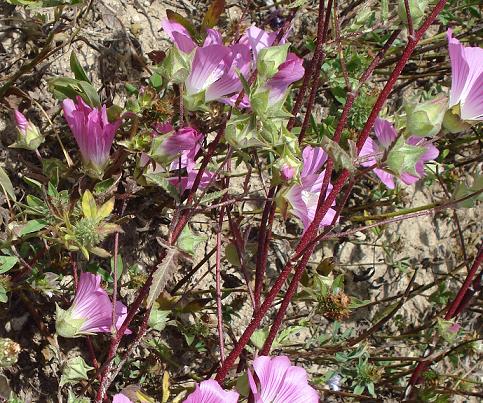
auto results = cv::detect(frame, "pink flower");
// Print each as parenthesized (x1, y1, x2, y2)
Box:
(281, 164, 296, 181)
(62, 96, 122, 177)
(265, 53, 304, 105)
(447, 29, 483, 121)
(14, 110, 28, 133)
(186, 44, 251, 103)
(359, 118, 438, 189)
(248, 356, 319, 403)
(112, 394, 133, 403)
(161, 19, 223, 53)
(183, 380, 239, 403)
(285, 146, 336, 231)
(56, 272, 130, 338)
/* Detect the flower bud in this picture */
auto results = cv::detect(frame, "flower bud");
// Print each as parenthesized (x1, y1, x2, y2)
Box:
(405, 95, 447, 137)
(0, 338, 20, 368)
(10, 110, 44, 151)
(398, 0, 427, 28)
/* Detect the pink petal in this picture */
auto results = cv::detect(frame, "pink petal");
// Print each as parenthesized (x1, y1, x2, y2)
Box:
(161, 19, 196, 53)
(113, 394, 133, 403)
(359, 137, 379, 167)
(186, 45, 229, 96)
(14, 110, 28, 134)
(183, 380, 239, 403)
(373, 118, 397, 149)
(460, 69, 483, 120)
(447, 29, 469, 108)
(203, 29, 223, 46)
(374, 168, 396, 189)
(205, 44, 251, 102)
(301, 146, 327, 178)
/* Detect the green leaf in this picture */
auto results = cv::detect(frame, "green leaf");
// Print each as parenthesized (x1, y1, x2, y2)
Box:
(110, 254, 123, 281)
(96, 197, 115, 221)
(144, 172, 180, 202)
(177, 226, 206, 256)
(0, 166, 16, 202)
(353, 384, 365, 395)
(48, 77, 100, 107)
(149, 72, 163, 88)
(201, 0, 225, 29)
(453, 173, 483, 208)
(386, 137, 426, 176)
(67, 389, 90, 403)
(146, 246, 179, 308)
(19, 219, 47, 236)
(81, 190, 97, 219)
(0, 256, 18, 274)
(257, 44, 290, 79)
(250, 328, 268, 350)
(148, 308, 170, 331)
(59, 356, 94, 387)
(288, 0, 308, 8)
(200, 189, 229, 205)
(94, 177, 116, 194)
(70, 52, 90, 83)
(0, 285, 7, 303)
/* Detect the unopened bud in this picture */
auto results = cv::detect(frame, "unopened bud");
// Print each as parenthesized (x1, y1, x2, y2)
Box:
(10, 110, 44, 151)
(405, 95, 447, 137)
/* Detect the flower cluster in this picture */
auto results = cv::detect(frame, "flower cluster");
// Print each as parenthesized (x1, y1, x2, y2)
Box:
(162, 20, 304, 109)
(182, 355, 318, 403)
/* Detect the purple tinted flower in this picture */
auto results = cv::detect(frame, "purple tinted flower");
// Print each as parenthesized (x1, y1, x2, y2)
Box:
(281, 164, 296, 181)
(112, 394, 133, 403)
(447, 29, 483, 121)
(359, 118, 439, 188)
(62, 96, 121, 177)
(164, 127, 203, 166)
(285, 146, 336, 231)
(183, 380, 239, 403)
(185, 44, 251, 103)
(248, 356, 319, 403)
(56, 272, 130, 338)
(265, 53, 304, 105)
(161, 19, 197, 53)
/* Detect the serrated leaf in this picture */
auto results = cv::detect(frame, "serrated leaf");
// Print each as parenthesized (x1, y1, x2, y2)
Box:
(200, 188, 229, 205)
(70, 52, 90, 83)
(0, 166, 16, 202)
(0, 256, 18, 274)
(320, 136, 355, 172)
(97, 197, 115, 221)
(201, 0, 225, 29)
(81, 190, 97, 219)
(94, 177, 117, 194)
(146, 247, 179, 308)
(148, 308, 170, 331)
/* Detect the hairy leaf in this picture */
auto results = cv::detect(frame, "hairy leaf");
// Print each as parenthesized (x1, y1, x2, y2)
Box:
(146, 246, 179, 308)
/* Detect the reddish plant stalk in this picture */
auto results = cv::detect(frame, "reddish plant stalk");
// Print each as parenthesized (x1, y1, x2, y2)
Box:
(407, 245, 482, 389)
(403, 0, 415, 38)
(254, 186, 277, 311)
(287, 0, 326, 131)
(216, 206, 226, 363)
(216, 0, 448, 381)
(297, 0, 333, 143)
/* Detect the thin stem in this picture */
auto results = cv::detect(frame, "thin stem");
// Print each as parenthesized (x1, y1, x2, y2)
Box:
(216, 206, 226, 363)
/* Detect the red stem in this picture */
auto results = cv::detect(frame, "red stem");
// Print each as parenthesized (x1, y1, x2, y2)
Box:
(216, 206, 226, 363)
(215, 0, 448, 381)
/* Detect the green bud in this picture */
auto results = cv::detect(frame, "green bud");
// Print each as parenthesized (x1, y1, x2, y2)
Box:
(442, 106, 471, 133)
(59, 356, 94, 387)
(257, 44, 290, 79)
(10, 121, 44, 151)
(398, 0, 427, 28)
(272, 145, 302, 184)
(0, 338, 20, 367)
(55, 304, 86, 338)
(387, 136, 426, 176)
(405, 95, 447, 137)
